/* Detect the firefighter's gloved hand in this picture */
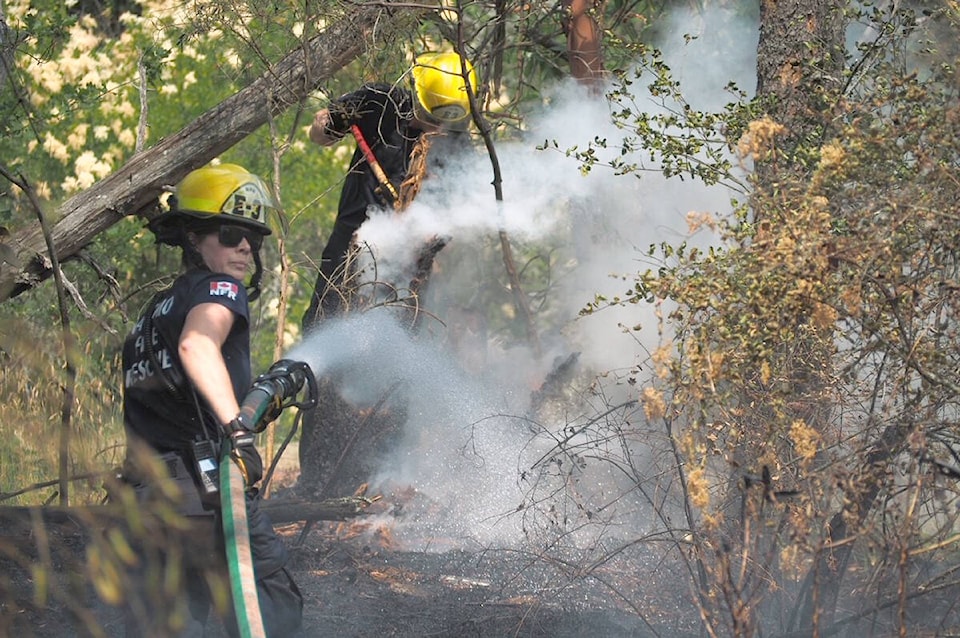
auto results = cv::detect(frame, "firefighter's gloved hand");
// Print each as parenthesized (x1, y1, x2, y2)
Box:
(227, 420, 263, 487)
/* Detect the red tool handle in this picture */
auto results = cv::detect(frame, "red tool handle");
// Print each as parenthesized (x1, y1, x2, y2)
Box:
(351, 124, 399, 202)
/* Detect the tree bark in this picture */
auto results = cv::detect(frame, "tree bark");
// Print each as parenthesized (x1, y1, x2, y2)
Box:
(754, 0, 845, 184)
(753, 1, 848, 631)
(562, 0, 604, 91)
(0, 1, 424, 303)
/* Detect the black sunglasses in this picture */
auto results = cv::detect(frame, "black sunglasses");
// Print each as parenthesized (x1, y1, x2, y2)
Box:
(218, 225, 264, 251)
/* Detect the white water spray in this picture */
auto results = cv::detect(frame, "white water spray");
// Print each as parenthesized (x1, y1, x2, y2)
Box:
(286, 310, 536, 549)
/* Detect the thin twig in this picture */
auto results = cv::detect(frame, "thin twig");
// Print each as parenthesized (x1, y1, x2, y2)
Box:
(0, 166, 78, 507)
(59, 271, 119, 336)
(452, 0, 541, 358)
(0, 472, 110, 503)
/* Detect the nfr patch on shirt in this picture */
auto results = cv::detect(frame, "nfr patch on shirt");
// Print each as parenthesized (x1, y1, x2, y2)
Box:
(209, 280, 239, 300)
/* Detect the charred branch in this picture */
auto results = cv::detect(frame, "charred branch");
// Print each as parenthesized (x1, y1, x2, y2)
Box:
(527, 351, 580, 418)
(0, 495, 376, 534)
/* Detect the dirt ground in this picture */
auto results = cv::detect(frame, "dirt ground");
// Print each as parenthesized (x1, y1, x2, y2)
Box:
(5, 478, 957, 638)
(0, 468, 697, 638)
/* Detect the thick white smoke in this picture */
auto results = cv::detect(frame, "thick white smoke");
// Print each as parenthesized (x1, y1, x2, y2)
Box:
(287, 4, 758, 551)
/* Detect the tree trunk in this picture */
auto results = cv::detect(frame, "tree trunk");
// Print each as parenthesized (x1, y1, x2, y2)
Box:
(562, 0, 604, 90)
(0, 1, 425, 303)
(754, 1, 848, 631)
(754, 0, 845, 185)
(791, 422, 913, 633)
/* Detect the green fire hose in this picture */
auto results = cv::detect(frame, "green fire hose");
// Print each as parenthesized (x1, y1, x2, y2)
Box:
(221, 455, 265, 638)
(219, 359, 317, 638)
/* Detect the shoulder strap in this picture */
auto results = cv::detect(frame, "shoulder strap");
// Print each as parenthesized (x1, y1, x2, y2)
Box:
(142, 290, 186, 396)
(142, 289, 220, 442)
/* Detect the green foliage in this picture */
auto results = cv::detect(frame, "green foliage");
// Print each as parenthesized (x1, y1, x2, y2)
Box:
(562, 43, 755, 186)
(570, 2, 960, 635)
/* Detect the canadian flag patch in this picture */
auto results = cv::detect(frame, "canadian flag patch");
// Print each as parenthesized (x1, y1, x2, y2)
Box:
(209, 280, 239, 300)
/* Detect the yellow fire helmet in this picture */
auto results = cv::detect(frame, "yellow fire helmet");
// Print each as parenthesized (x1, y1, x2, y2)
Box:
(170, 163, 274, 235)
(411, 52, 478, 131)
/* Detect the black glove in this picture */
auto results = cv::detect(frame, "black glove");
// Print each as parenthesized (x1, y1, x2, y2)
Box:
(326, 102, 351, 134)
(227, 420, 263, 487)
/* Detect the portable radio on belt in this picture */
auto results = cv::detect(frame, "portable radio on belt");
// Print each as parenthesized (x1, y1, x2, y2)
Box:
(191, 438, 220, 496)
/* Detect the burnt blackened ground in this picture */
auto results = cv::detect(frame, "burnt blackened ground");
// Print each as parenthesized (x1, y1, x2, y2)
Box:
(0, 508, 694, 638)
(282, 521, 691, 638)
(6, 506, 960, 638)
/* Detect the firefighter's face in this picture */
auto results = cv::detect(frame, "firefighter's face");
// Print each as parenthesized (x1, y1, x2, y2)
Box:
(189, 229, 253, 280)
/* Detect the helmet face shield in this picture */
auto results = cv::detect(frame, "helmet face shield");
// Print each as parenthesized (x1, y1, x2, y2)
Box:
(412, 99, 470, 131)
(430, 103, 469, 123)
(224, 180, 272, 228)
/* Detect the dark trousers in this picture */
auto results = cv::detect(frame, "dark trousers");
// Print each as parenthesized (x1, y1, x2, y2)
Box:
(303, 223, 358, 329)
(122, 458, 302, 637)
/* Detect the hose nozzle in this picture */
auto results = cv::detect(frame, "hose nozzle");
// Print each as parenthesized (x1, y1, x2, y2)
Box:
(236, 359, 318, 432)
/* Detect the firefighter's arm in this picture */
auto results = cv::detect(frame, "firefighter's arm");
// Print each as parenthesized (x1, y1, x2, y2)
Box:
(179, 302, 240, 426)
(181, 303, 263, 486)
(309, 108, 343, 146)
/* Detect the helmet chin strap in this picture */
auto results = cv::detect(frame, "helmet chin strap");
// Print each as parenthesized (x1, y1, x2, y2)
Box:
(248, 250, 264, 301)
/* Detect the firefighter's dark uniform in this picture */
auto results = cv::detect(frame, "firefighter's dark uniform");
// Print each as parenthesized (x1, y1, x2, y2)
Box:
(122, 268, 302, 637)
(302, 83, 428, 328)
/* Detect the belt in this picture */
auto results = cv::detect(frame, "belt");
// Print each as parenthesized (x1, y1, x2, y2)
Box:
(125, 450, 217, 517)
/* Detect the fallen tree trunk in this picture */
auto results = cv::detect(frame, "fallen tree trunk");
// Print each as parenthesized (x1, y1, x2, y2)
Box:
(261, 494, 378, 523)
(0, 1, 424, 303)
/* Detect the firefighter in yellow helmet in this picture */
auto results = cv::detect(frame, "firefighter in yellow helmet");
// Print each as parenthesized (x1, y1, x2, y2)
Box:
(304, 51, 479, 328)
(122, 164, 303, 636)
(148, 163, 274, 300)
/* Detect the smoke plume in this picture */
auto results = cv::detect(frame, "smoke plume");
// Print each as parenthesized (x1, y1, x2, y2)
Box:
(287, 4, 758, 551)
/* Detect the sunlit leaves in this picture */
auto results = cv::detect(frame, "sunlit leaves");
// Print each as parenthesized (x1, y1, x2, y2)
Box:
(576, 16, 960, 634)
(550, 46, 755, 187)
